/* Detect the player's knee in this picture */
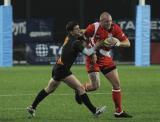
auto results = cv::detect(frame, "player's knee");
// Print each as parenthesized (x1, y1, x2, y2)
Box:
(92, 83, 100, 90)
(112, 84, 120, 90)
(45, 80, 59, 93)
(45, 85, 55, 94)
(44, 87, 51, 94)
(76, 85, 85, 95)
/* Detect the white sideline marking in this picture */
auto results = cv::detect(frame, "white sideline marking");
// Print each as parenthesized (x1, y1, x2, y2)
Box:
(0, 108, 25, 111)
(0, 92, 110, 111)
(0, 92, 111, 97)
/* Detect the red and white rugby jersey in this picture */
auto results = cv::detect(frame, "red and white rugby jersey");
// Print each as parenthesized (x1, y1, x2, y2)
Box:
(85, 22, 128, 51)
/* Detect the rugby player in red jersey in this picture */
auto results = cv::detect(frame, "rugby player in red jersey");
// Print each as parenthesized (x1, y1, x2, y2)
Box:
(75, 12, 132, 118)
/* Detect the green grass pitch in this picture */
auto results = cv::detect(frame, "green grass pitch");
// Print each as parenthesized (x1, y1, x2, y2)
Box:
(0, 65, 160, 122)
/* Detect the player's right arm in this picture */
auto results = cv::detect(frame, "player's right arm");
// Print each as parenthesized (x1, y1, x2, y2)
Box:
(82, 41, 104, 57)
(84, 24, 95, 38)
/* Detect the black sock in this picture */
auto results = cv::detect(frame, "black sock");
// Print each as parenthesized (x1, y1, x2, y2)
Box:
(80, 93, 96, 114)
(32, 89, 49, 109)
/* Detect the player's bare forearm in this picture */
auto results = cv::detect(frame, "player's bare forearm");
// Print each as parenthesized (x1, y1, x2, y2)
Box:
(80, 29, 86, 34)
(119, 39, 130, 47)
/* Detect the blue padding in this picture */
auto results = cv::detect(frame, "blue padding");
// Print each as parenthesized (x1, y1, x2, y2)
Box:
(135, 5, 151, 66)
(0, 6, 13, 67)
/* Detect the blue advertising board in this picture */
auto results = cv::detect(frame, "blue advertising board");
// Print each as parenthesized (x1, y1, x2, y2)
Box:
(13, 19, 54, 42)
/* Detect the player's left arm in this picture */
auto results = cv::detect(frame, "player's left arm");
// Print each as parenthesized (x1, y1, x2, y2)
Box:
(74, 40, 101, 56)
(114, 24, 130, 47)
(119, 38, 130, 47)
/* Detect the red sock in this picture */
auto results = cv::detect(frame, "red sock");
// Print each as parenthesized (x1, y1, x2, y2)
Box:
(112, 89, 122, 113)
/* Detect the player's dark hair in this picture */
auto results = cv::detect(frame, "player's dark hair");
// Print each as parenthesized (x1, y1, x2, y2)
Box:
(66, 21, 78, 32)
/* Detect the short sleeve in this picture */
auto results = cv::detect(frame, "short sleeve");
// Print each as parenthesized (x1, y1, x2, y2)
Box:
(84, 24, 95, 37)
(114, 24, 128, 41)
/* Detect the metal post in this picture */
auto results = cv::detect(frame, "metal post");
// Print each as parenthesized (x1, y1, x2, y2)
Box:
(4, 0, 11, 6)
(0, 1, 13, 67)
(139, 0, 145, 5)
(135, 1, 151, 66)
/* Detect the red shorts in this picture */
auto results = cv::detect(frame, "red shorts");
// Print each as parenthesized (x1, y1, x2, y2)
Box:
(85, 55, 116, 74)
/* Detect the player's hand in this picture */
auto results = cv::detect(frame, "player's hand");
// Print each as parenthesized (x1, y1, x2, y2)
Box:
(103, 37, 120, 47)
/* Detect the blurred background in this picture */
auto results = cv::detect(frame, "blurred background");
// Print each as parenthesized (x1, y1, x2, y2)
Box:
(0, 0, 160, 65)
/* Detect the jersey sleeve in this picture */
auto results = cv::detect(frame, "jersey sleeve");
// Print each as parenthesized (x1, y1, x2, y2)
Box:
(73, 41, 84, 53)
(114, 24, 128, 41)
(84, 24, 95, 37)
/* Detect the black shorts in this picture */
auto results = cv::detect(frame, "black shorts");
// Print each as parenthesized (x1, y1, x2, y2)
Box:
(100, 66, 116, 75)
(52, 64, 72, 81)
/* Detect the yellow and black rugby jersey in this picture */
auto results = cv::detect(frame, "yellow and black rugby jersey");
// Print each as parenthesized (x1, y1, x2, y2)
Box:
(56, 35, 84, 70)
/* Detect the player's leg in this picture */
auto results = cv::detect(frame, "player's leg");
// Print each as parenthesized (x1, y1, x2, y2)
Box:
(98, 55, 132, 118)
(83, 58, 101, 91)
(75, 59, 100, 104)
(75, 72, 100, 104)
(104, 68, 121, 112)
(32, 78, 60, 109)
(27, 78, 60, 117)
(75, 72, 99, 104)
(45, 78, 61, 93)
(64, 74, 106, 116)
(104, 68, 132, 118)
(84, 72, 100, 91)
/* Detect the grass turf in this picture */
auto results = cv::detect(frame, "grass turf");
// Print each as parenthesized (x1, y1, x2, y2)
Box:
(0, 65, 160, 122)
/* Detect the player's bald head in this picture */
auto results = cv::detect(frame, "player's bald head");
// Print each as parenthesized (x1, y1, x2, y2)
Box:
(99, 12, 112, 30)
(99, 12, 112, 21)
